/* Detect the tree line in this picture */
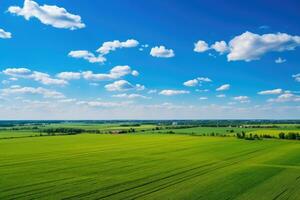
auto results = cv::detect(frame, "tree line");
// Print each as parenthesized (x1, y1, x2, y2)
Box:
(236, 131, 300, 140)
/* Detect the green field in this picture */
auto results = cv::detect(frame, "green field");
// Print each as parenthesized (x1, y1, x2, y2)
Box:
(0, 130, 46, 139)
(1, 133, 300, 199)
(145, 126, 259, 136)
(145, 126, 300, 138)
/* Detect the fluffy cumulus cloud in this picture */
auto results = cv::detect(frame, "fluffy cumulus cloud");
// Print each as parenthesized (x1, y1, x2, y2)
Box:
(183, 79, 198, 87)
(258, 89, 283, 95)
(216, 84, 230, 91)
(69, 39, 139, 64)
(211, 41, 228, 54)
(3, 68, 31, 76)
(292, 74, 300, 82)
(8, 0, 85, 30)
(112, 93, 150, 99)
(194, 32, 300, 62)
(233, 96, 250, 103)
(56, 72, 81, 80)
(194, 40, 209, 52)
(82, 65, 137, 81)
(275, 57, 286, 64)
(1, 86, 65, 99)
(96, 39, 139, 55)
(3, 68, 67, 86)
(68, 50, 106, 64)
(131, 70, 139, 76)
(159, 90, 190, 96)
(105, 80, 144, 91)
(183, 77, 212, 87)
(227, 32, 300, 61)
(0, 28, 12, 39)
(268, 93, 300, 103)
(150, 46, 175, 58)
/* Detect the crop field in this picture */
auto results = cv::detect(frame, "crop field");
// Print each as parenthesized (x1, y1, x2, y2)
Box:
(0, 130, 46, 139)
(248, 129, 300, 137)
(1, 132, 300, 200)
(145, 126, 259, 136)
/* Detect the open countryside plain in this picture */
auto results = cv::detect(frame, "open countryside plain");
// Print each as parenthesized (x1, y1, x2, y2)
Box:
(1, 128, 300, 200)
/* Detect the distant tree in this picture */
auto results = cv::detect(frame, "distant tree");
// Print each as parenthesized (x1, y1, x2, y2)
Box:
(287, 132, 296, 140)
(241, 131, 246, 138)
(279, 132, 285, 139)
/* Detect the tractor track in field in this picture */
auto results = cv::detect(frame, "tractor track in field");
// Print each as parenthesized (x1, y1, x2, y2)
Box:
(272, 188, 288, 200)
(0, 177, 95, 200)
(62, 148, 266, 200)
(120, 148, 268, 200)
(0, 177, 71, 194)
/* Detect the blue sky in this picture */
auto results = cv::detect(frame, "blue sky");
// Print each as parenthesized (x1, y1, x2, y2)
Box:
(0, 0, 300, 119)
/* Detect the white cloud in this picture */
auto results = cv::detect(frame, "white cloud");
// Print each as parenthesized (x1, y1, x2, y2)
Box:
(183, 77, 212, 87)
(227, 32, 300, 61)
(30, 71, 67, 86)
(0, 28, 12, 39)
(1, 86, 65, 99)
(9, 77, 18, 81)
(233, 96, 250, 103)
(8, 0, 85, 30)
(216, 94, 226, 98)
(211, 41, 228, 54)
(68, 50, 106, 64)
(131, 70, 139, 76)
(112, 93, 150, 99)
(195, 32, 300, 62)
(148, 89, 157, 94)
(96, 39, 139, 55)
(199, 97, 208, 100)
(194, 40, 209, 52)
(216, 84, 230, 91)
(268, 93, 300, 103)
(275, 57, 286, 64)
(258, 89, 283, 95)
(196, 89, 209, 92)
(197, 77, 212, 82)
(292, 73, 300, 82)
(183, 79, 198, 87)
(159, 90, 190, 96)
(77, 100, 132, 108)
(58, 98, 76, 103)
(82, 65, 135, 81)
(150, 46, 175, 58)
(3, 68, 31, 76)
(56, 72, 81, 80)
(105, 80, 144, 92)
(135, 84, 145, 91)
(3, 68, 67, 86)
(11, 85, 21, 89)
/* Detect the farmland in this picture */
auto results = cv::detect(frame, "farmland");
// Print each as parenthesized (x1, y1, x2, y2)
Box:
(1, 121, 300, 199)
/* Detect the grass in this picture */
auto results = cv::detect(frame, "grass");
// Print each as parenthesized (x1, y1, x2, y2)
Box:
(1, 134, 300, 199)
